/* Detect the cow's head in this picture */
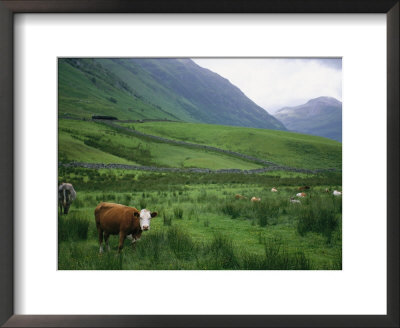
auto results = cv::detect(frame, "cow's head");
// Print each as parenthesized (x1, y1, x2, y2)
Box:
(134, 209, 158, 231)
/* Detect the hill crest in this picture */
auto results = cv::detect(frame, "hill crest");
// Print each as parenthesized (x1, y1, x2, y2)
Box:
(274, 96, 342, 142)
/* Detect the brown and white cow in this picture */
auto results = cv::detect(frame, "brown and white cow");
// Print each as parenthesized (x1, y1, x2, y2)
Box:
(94, 202, 157, 253)
(251, 197, 261, 202)
(235, 194, 247, 200)
(296, 192, 306, 197)
(271, 187, 278, 192)
(298, 186, 310, 191)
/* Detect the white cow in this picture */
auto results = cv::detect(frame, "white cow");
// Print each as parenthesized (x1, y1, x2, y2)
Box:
(333, 190, 342, 196)
(290, 197, 301, 204)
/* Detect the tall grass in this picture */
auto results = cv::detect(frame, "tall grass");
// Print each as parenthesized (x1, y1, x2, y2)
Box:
(221, 201, 242, 219)
(163, 212, 173, 226)
(296, 197, 341, 243)
(167, 226, 196, 260)
(241, 239, 310, 270)
(58, 166, 342, 193)
(204, 233, 240, 269)
(57, 169, 342, 270)
(58, 225, 316, 270)
(139, 198, 147, 209)
(58, 212, 89, 242)
(173, 207, 184, 219)
(220, 199, 284, 227)
(58, 243, 123, 270)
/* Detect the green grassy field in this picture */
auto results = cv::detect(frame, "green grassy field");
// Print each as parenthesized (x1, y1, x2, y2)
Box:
(58, 167, 342, 270)
(59, 119, 264, 169)
(121, 121, 342, 169)
(58, 118, 342, 270)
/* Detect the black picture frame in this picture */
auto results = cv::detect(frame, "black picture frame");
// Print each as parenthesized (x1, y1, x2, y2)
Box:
(0, 0, 398, 327)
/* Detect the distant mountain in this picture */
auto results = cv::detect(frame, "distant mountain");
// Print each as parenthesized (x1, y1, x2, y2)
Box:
(274, 97, 342, 142)
(58, 58, 286, 131)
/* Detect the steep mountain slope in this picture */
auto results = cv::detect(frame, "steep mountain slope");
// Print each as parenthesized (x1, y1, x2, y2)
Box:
(58, 58, 285, 130)
(274, 97, 342, 142)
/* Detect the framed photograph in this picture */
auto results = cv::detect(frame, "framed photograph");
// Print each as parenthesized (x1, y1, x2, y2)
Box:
(1, 1, 398, 327)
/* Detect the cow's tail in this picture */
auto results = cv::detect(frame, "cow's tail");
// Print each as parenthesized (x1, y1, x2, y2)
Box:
(94, 202, 104, 227)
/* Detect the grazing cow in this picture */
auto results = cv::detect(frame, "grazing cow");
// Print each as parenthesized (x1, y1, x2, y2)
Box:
(296, 192, 306, 197)
(271, 187, 278, 192)
(251, 197, 261, 202)
(95, 202, 157, 253)
(333, 190, 342, 196)
(325, 188, 331, 193)
(235, 194, 247, 200)
(290, 197, 301, 204)
(58, 183, 76, 215)
(298, 186, 311, 191)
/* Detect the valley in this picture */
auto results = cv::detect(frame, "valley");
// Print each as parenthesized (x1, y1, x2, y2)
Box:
(58, 58, 342, 270)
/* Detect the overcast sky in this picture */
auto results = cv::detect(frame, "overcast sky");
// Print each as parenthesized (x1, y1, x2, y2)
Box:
(192, 58, 342, 114)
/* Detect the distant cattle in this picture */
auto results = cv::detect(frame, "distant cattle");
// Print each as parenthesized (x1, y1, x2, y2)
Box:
(235, 194, 247, 200)
(298, 186, 310, 191)
(333, 190, 342, 196)
(271, 187, 278, 192)
(95, 202, 157, 253)
(251, 197, 261, 202)
(325, 188, 331, 193)
(296, 192, 306, 198)
(58, 183, 76, 215)
(290, 197, 301, 204)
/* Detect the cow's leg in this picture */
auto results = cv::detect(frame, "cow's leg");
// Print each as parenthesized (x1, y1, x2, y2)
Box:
(64, 203, 70, 215)
(98, 228, 104, 253)
(118, 231, 126, 253)
(134, 231, 142, 243)
(104, 232, 111, 252)
(128, 232, 141, 245)
(59, 201, 65, 216)
(130, 231, 142, 249)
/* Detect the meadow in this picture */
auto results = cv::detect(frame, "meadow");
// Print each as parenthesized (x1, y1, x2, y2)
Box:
(59, 119, 263, 169)
(58, 167, 342, 270)
(121, 121, 342, 169)
(58, 118, 342, 270)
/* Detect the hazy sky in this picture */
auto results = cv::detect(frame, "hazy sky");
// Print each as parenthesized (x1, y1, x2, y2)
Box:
(192, 58, 342, 114)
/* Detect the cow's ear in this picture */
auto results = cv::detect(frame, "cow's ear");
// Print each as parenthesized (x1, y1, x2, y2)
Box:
(151, 212, 158, 218)
(133, 212, 140, 218)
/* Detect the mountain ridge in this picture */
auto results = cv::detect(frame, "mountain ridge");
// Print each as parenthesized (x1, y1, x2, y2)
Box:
(58, 58, 286, 131)
(274, 96, 342, 142)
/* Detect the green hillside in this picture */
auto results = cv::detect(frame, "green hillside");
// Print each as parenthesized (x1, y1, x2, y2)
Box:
(58, 58, 285, 130)
(57, 59, 342, 271)
(59, 119, 263, 170)
(121, 121, 342, 169)
(58, 59, 177, 120)
(59, 118, 341, 171)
